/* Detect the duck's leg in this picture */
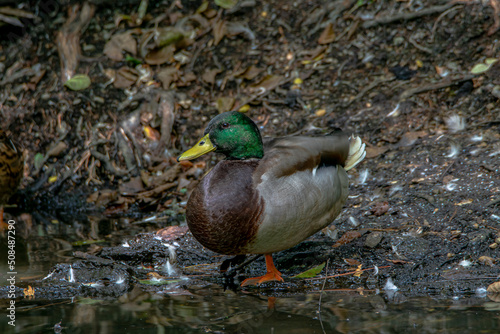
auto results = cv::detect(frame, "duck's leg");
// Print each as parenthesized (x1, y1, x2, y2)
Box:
(240, 254, 284, 286)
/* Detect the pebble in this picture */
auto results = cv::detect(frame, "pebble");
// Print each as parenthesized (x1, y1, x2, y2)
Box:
(365, 232, 383, 248)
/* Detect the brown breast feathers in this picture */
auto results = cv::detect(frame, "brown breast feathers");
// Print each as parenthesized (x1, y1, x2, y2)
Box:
(186, 160, 264, 255)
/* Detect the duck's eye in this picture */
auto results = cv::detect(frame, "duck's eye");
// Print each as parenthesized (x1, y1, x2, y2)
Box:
(221, 122, 230, 129)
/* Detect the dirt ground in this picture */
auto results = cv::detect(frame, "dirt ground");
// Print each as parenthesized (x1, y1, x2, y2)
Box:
(0, 0, 499, 299)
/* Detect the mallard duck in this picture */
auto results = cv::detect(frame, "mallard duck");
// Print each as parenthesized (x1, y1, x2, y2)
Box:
(178, 111, 365, 286)
(0, 130, 23, 228)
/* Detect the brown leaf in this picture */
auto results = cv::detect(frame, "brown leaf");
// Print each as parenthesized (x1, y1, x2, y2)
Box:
(365, 146, 389, 159)
(251, 74, 283, 92)
(318, 22, 336, 44)
(104, 202, 131, 216)
(397, 131, 427, 147)
(156, 226, 189, 242)
(371, 201, 389, 216)
(237, 65, 263, 81)
(177, 71, 197, 87)
(157, 66, 179, 89)
(344, 258, 361, 266)
(119, 176, 144, 194)
(114, 67, 138, 88)
(478, 255, 496, 267)
(216, 96, 235, 113)
(145, 44, 175, 65)
(104, 32, 137, 61)
(386, 259, 410, 264)
(213, 19, 226, 46)
(202, 68, 222, 84)
(487, 281, 500, 293)
(333, 231, 362, 248)
(90, 189, 119, 208)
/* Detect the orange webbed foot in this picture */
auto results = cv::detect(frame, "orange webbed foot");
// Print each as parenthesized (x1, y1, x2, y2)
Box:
(240, 254, 284, 287)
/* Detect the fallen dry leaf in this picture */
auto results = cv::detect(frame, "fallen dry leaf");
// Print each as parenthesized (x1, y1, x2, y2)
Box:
(213, 19, 226, 46)
(371, 201, 389, 216)
(145, 44, 175, 65)
(216, 96, 235, 113)
(157, 66, 179, 89)
(365, 146, 389, 159)
(114, 67, 139, 88)
(251, 74, 283, 93)
(333, 231, 362, 248)
(344, 258, 361, 266)
(156, 226, 189, 242)
(237, 65, 263, 81)
(104, 32, 137, 61)
(318, 22, 335, 44)
(202, 68, 222, 84)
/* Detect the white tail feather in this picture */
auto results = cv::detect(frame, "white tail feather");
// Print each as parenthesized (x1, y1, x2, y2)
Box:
(345, 136, 366, 171)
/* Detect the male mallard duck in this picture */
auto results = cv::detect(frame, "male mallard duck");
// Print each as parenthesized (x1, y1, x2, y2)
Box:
(0, 130, 23, 228)
(178, 111, 365, 286)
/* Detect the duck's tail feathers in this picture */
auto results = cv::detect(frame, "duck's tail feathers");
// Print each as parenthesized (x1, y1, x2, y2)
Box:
(345, 136, 366, 171)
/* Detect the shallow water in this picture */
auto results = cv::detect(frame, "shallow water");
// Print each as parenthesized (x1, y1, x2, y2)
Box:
(1, 215, 499, 333)
(2, 286, 500, 333)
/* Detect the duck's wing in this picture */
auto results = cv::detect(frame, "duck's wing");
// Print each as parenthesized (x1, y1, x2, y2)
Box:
(258, 132, 350, 180)
(245, 133, 352, 254)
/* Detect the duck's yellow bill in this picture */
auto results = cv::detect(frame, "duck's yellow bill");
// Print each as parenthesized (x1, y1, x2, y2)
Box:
(178, 134, 216, 161)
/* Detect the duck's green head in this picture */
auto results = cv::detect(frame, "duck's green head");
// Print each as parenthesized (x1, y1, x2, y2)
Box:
(178, 111, 264, 161)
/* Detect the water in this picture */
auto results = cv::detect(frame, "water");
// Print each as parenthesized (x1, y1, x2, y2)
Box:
(3, 287, 500, 333)
(1, 215, 499, 333)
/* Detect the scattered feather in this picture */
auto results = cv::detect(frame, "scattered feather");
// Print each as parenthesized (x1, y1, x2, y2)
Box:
(68, 265, 75, 283)
(165, 260, 178, 276)
(389, 185, 402, 197)
(446, 115, 466, 133)
(163, 243, 177, 262)
(446, 143, 460, 158)
(348, 216, 360, 227)
(116, 276, 126, 284)
(445, 182, 457, 191)
(459, 259, 472, 267)
(476, 287, 488, 298)
(470, 134, 483, 142)
(387, 103, 400, 117)
(43, 270, 55, 280)
(358, 169, 369, 184)
(122, 241, 130, 248)
(384, 278, 398, 291)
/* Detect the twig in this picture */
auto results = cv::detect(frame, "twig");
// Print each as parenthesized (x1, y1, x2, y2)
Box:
(399, 74, 476, 100)
(318, 258, 329, 334)
(305, 265, 391, 280)
(430, 5, 463, 42)
(409, 35, 433, 54)
(90, 150, 128, 176)
(363, 2, 455, 29)
(440, 159, 456, 181)
(486, 197, 500, 207)
(344, 77, 394, 107)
